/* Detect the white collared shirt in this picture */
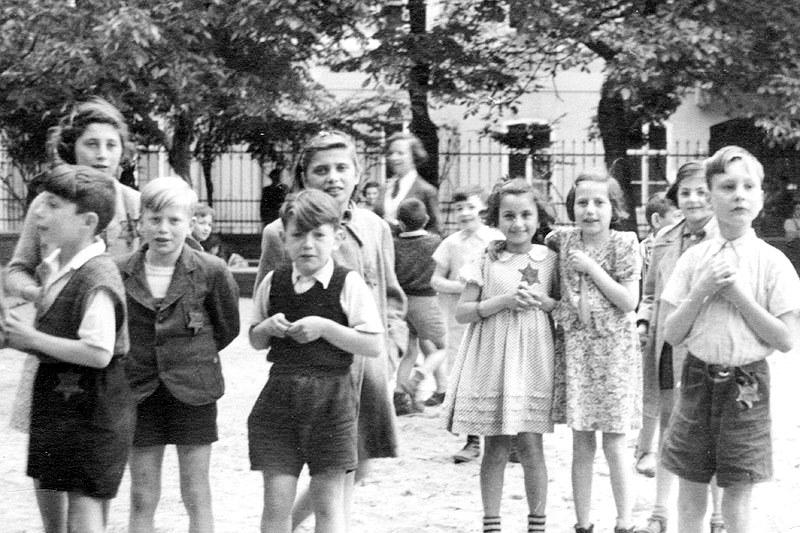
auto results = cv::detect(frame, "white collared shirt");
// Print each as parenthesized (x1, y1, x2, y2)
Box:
(383, 170, 418, 223)
(39, 238, 116, 353)
(661, 229, 800, 364)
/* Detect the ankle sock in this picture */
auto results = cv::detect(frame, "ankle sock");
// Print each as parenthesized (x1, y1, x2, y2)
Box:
(528, 513, 545, 532)
(483, 515, 501, 533)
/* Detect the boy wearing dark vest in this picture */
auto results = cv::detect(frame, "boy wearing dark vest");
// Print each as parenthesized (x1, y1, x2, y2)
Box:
(248, 189, 384, 533)
(3, 164, 134, 532)
(117, 176, 240, 533)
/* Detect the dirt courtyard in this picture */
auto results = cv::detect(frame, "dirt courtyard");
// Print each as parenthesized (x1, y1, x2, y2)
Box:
(1, 299, 798, 532)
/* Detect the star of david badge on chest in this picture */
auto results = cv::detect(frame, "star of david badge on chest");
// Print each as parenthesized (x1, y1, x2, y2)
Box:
(54, 371, 84, 401)
(519, 263, 539, 285)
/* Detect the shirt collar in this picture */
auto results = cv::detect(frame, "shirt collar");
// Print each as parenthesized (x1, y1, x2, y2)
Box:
(709, 227, 757, 249)
(398, 229, 428, 238)
(42, 238, 106, 284)
(497, 244, 549, 263)
(292, 258, 335, 289)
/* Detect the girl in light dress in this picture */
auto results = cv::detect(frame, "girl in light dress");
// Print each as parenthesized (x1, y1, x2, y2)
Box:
(443, 179, 559, 533)
(546, 171, 642, 533)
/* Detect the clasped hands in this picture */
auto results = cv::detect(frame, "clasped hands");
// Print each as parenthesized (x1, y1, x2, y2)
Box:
(509, 284, 552, 312)
(256, 312, 329, 344)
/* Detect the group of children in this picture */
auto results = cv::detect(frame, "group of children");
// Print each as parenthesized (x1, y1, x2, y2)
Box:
(1, 126, 797, 533)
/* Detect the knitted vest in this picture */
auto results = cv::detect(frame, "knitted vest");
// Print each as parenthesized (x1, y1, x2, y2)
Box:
(268, 263, 351, 373)
(34, 254, 129, 363)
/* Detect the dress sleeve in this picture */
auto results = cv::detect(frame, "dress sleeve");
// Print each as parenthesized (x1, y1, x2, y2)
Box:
(5, 194, 44, 298)
(254, 221, 287, 292)
(613, 231, 642, 282)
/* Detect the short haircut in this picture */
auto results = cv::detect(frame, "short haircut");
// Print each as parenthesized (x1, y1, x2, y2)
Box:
(485, 178, 553, 229)
(39, 164, 116, 235)
(397, 197, 428, 231)
(280, 189, 342, 233)
(293, 130, 362, 192)
(386, 131, 428, 169)
(194, 204, 215, 218)
(362, 181, 380, 192)
(644, 192, 676, 229)
(47, 97, 134, 167)
(451, 186, 485, 204)
(705, 145, 764, 187)
(140, 176, 198, 215)
(666, 161, 705, 205)
(565, 170, 628, 224)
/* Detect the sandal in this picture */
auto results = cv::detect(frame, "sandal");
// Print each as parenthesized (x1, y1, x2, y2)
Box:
(710, 520, 726, 533)
(634, 516, 667, 533)
(574, 525, 594, 533)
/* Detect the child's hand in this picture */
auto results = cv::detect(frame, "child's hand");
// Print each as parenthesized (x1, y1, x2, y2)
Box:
(3, 310, 37, 351)
(286, 317, 330, 344)
(21, 285, 42, 303)
(719, 272, 751, 306)
(258, 312, 292, 339)
(522, 285, 555, 312)
(568, 250, 596, 275)
(694, 255, 736, 298)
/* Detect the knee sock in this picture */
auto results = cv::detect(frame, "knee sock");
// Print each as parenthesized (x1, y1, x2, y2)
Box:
(483, 515, 501, 533)
(528, 514, 545, 532)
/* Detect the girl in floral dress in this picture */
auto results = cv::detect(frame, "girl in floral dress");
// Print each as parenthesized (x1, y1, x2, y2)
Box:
(546, 171, 642, 533)
(444, 179, 558, 533)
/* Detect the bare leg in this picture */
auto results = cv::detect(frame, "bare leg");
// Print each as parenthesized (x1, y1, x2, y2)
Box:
(480, 435, 511, 517)
(721, 484, 753, 533)
(309, 471, 347, 533)
(129, 445, 165, 533)
(677, 478, 709, 533)
(263, 471, 299, 533)
(294, 460, 369, 532)
(516, 432, 547, 515)
(571, 430, 596, 529)
(395, 333, 419, 394)
(709, 475, 725, 527)
(34, 480, 67, 533)
(603, 432, 633, 529)
(67, 492, 106, 533)
(177, 444, 214, 533)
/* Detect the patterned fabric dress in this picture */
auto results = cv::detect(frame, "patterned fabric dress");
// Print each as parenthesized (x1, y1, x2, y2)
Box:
(548, 228, 642, 433)
(443, 244, 558, 436)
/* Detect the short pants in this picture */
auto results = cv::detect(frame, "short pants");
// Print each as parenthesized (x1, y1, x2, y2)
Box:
(405, 295, 446, 347)
(661, 353, 772, 487)
(133, 383, 218, 446)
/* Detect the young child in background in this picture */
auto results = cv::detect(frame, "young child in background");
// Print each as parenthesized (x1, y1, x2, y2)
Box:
(392, 197, 447, 415)
(546, 171, 642, 533)
(118, 177, 240, 533)
(248, 189, 384, 533)
(444, 179, 558, 533)
(638, 192, 681, 294)
(660, 146, 800, 533)
(192, 204, 215, 245)
(3, 165, 135, 533)
(431, 187, 504, 463)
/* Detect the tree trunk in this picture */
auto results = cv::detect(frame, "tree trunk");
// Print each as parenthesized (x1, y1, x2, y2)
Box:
(201, 152, 214, 207)
(597, 78, 639, 232)
(407, 0, 439, 188)
(167, 113, 194, 181)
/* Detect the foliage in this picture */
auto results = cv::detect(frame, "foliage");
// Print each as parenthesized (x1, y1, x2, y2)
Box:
(0, 0, 388, 188)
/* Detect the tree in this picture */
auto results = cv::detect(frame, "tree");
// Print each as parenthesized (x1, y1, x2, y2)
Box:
(0, 0, 383, 190)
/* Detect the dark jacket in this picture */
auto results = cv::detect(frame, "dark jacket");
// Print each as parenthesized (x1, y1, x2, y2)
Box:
(116, 244, 240, 405)
(374, 175, 442, 235)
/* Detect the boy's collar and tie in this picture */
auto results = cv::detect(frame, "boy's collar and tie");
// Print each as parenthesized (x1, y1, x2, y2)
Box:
(292, 258, 335, 293)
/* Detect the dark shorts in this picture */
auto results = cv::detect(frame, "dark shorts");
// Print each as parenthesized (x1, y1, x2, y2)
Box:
(661, 354, 772, 487)
(248, 369, 358, 477)
(658, 343, 675, 390)
(405, 295, 446, 347)
(133, 383, 218, 447)
(27, 359, 135, 499)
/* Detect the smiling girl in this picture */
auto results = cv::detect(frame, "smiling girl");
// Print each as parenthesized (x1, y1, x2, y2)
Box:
(546, 171, 642, 533)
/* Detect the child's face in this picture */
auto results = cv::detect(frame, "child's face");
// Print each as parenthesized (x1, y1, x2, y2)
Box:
(573, 180, 612, 238)
(454, 195, 485, 229)
(303, 148, 358, 210)
(74, 122, 123, 177)
(497, 193, 538, 252)
(283, 220, 341, 277)
(709, 159, 763, 232)
(139, 205, 193, 261)
(387, 139, 415, 177)
(676, 173, 712, 227)
(33, 192, 91, 252)
(363, 186, 379, 206)
(192, 214, 213, 242)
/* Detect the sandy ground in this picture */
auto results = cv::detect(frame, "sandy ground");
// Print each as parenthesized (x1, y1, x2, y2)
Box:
(1, 298, 798, 533)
